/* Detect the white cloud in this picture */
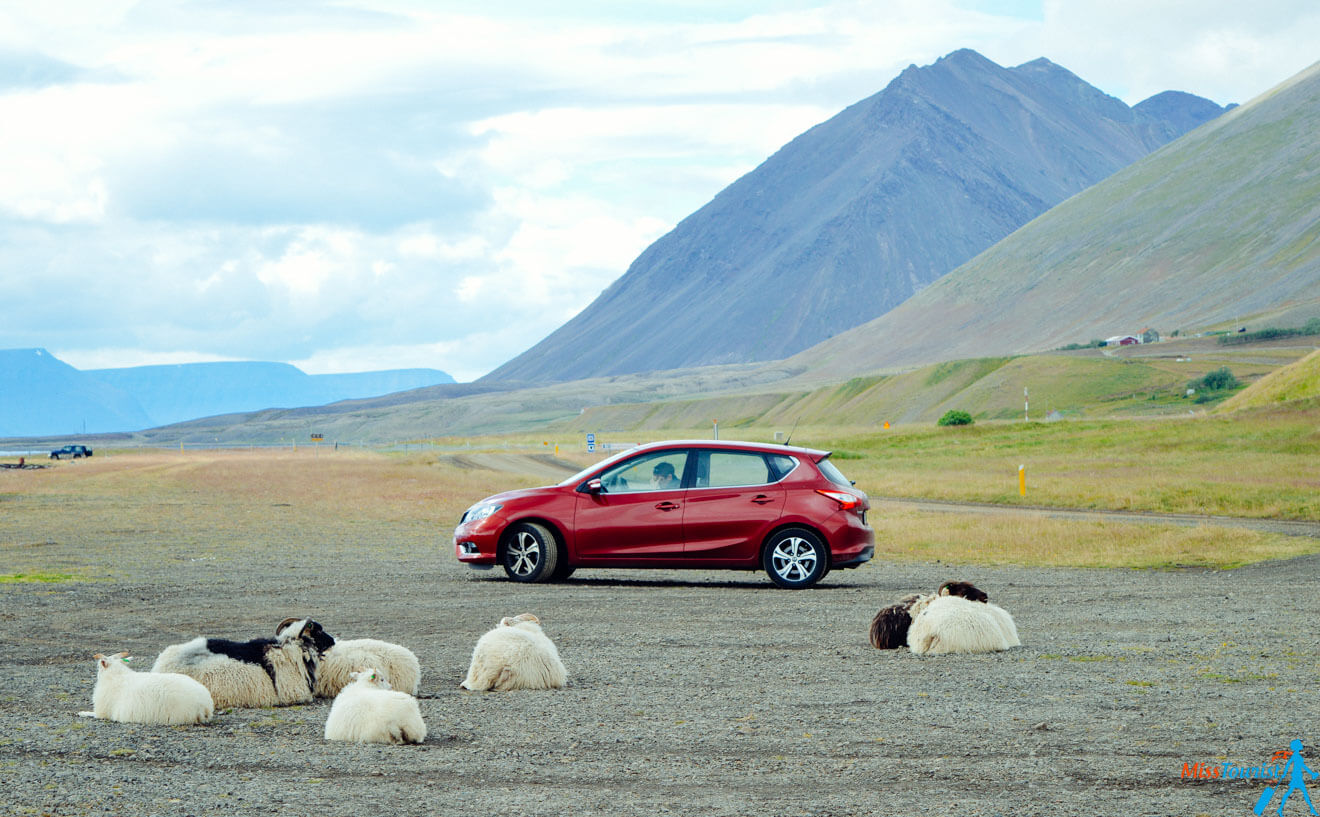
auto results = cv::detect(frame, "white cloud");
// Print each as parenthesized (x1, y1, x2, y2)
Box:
(1, 0, 1318, 385)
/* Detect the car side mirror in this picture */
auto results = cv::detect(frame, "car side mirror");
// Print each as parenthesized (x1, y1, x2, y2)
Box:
(584, 478, 604, 494)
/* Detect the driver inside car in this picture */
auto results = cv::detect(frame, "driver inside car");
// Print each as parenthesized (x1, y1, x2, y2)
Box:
(650, 461, 680, 490)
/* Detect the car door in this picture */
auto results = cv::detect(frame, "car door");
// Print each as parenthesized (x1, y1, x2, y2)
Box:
(682, 449, 786, 561)
(572, 449, 691, 561)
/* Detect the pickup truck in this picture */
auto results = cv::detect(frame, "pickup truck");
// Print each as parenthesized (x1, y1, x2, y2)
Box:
(50, 445, 93, 460)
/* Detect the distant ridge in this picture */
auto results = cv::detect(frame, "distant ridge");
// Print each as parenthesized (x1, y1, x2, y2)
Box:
(788, 58, 1320, 380)
(485, 49, 1227, 384)
(0, 349, 454, 437)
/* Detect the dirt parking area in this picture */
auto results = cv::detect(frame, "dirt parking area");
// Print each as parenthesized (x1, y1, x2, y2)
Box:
(2, 459, 1317, 816)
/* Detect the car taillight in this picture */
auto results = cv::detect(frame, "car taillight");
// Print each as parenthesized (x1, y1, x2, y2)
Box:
(816, 489, 860, 510)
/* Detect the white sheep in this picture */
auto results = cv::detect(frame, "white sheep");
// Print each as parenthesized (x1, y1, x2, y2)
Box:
(985, 602, 1021, 647)
(276, 618, 420, 698)
(151, 618, 334, 708)
(79, 652, 214, 725)
(460, 613, 567, 692)
(907, 594, 1013, 655)
(323, 667, 427, 744)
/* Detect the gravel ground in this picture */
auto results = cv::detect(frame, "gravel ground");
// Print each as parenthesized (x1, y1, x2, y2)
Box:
(3, 509, 1318, 816)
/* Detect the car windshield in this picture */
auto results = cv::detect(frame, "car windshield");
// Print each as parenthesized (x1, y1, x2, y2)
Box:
(558, 447, 640, 486)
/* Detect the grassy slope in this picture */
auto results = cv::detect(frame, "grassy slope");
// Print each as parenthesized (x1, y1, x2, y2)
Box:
(552, 338, 1311, 434)
(1217, 347, 1320, 411)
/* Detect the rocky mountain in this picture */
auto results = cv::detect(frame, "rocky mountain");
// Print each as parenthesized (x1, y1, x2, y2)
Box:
(789, 59, 1320, 380)
(0, 349, 454, 438)
(484, 49, 1228, 384)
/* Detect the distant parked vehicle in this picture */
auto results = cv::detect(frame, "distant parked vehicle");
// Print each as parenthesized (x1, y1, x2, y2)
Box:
(50, 445, 93, 460)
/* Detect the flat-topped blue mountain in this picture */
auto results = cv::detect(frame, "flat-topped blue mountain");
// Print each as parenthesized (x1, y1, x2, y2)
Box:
(0, 349, 454, 438)
(485, 49, 1228, 383)
(0, 348, 150, 438)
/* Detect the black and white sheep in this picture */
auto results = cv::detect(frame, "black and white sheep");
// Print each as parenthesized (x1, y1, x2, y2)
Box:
(275, 618, 421, 698)
(151, 618, 334, 708)
(323, 667, 427, 745)
(460, 613, 567, 692)
(79, 652, 215, 725)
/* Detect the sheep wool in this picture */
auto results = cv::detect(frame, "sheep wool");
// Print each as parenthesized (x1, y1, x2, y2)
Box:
(274, 618, 422, 698)
(82, 652, 214, 725)
(316, 639, 422, 698)
(461, 614, 567, 692)
(907, 594, 1012, 655)
(151, 618, 333, 708)
(324, 668, 427, 744)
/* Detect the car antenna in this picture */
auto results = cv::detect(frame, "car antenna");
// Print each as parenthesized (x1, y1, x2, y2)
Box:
(783, 416, 801, 446)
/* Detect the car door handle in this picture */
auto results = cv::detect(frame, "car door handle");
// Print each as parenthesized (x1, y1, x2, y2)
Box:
(751, 495, 775, 505)
(655, 501, 681, 511)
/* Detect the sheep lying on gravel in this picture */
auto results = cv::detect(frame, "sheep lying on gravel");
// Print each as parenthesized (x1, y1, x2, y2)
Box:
(461, 613, 567, 692)
(868, 593, 923, 649)
(79, 652, 215, 725)
(907, 594, 1016, 655)
(151, 618, 335, 708)
(324, 667, 427, 744)
(276, 618, 420, 697)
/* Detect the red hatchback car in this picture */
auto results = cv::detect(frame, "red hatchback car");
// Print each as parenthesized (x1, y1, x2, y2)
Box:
(453, 440, 874, 588)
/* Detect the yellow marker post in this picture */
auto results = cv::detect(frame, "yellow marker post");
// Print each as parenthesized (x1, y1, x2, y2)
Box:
(1018, 464, 1026, 497)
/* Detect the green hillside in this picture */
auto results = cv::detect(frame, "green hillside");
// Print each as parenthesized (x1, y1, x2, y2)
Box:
(791, 59, 1320, 381)
(1217, 347, 1320, 411)
(551, 339, 1304, 434)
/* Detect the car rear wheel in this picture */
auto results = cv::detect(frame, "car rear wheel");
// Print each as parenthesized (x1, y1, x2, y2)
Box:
(501, 522, 561, 583)
(762, 527, 828, 589)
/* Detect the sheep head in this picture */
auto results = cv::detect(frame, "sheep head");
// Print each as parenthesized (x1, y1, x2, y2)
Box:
(94, 652, 131, 673)
(275, 617, 336, 653)
(349, 668, 391, 690)
(938, 581, 989, 603)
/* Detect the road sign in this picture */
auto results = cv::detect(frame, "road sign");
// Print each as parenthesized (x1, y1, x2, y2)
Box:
(586, 433, 596, 452)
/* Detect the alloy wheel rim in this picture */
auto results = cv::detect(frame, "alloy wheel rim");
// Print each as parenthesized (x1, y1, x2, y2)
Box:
(508, 531, 541, 576)
(772, 536, 816, 581)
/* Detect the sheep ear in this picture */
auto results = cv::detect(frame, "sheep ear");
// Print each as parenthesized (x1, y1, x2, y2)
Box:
(300, 620, 322, 637)
(498, 617, 516, 627)
(515, 613, 540, 624)
(275, 617, 301, 636)
(93, 653, 105, 661)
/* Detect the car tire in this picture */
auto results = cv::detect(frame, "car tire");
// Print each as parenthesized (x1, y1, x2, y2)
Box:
(50, 453, 59, 460)
(762, 527, 829, 589)
(501, 522, 560, 583)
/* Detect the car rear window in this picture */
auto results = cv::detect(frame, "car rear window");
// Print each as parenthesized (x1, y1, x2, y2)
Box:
(816, 457, 854, 488)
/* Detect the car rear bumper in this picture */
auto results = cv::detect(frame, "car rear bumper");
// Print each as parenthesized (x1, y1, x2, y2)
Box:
(832, 544, 874, 569)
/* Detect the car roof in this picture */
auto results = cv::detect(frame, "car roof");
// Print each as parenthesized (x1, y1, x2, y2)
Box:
(624, 439, 830, 460)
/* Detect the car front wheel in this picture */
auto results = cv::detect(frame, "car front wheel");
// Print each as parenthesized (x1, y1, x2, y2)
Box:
(762, 527, 828, 589)
(501, 522, 561, 583)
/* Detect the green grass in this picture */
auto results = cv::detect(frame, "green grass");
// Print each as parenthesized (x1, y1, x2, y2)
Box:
(0, 572, 76, 583)
(815, 406, 1320, 520)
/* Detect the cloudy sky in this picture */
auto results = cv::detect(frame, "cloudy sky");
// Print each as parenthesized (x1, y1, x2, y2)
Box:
(2, 1, 1317, 382)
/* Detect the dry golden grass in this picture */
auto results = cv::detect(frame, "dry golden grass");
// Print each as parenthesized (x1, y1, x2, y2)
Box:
(870, 504, 1315, 569)
(3, 447, 1315, 574)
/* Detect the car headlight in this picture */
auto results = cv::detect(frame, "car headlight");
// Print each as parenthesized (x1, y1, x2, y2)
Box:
(462, 503, 502, 524)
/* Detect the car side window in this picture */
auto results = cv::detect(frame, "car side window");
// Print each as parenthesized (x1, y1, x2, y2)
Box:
(699, 451, 779, 488)
(598, 451, 688, 493)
